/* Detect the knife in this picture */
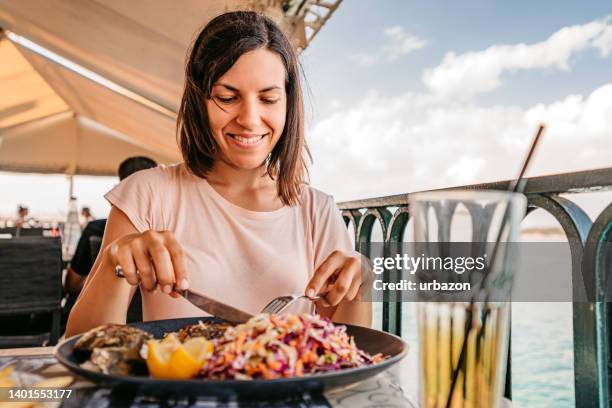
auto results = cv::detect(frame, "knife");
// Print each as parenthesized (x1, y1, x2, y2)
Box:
(114, 267, 253, 324)
(177, 289, 253, 324)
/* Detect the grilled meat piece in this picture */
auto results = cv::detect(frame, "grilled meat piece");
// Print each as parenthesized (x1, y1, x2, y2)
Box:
(84, 347, 133, 375)
(75, 324, 152, 357)
(174, 321, 231, 341)
(75, 324, 152, 375)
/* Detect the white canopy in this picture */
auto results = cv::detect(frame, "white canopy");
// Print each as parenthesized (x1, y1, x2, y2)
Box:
(0, 38, 180, 175)
(0, 0, 339, 176)
(0, 111, 178, 176)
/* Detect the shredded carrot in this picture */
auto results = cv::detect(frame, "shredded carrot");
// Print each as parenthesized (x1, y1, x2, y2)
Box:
(295, 359, 304, 376)
(270, 314, 289, 329)
(259, 363, 274, 379)
(268, 360, 282, 371)
(223, 352, 235, 364)
(304, 351, 317, 363)
(236, 331, 247, 352)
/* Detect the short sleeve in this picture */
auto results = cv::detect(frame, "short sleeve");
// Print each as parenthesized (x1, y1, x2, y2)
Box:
(104, 168, 161, 232)
(312, 194, 355, 270)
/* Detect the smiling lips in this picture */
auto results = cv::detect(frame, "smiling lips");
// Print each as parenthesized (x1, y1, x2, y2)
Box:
(227, 133, 267, 146)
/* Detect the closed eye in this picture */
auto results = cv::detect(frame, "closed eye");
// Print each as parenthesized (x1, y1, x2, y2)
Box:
(261, 98, 280, 104)
(215, 96, 237, 103)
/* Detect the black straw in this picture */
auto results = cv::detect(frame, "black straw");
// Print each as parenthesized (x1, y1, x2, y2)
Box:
(444, 124, 545, 407)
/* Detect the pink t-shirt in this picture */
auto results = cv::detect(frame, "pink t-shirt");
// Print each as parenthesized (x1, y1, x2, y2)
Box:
(105, 163, 353, 321)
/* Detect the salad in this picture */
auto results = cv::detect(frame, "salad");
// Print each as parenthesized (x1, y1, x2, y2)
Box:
(202, 313, 384, 380)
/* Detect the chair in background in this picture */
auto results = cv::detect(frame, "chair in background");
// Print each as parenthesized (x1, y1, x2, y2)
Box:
(0, 237, 63, 347)
(16, 228, 45, 237)
(0, 227, 46, 237)
(0, 227, 16, 236)
(88, 236, 142, 323)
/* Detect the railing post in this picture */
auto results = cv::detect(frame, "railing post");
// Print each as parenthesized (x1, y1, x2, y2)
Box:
(584, 202, 612, 407)
(528, 194, 596, 407)
(356, 209, 394, 334)
(386, 207, 411, 336)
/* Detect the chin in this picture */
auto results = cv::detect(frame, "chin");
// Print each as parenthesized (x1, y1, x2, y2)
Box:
(230, 157, 269, 170)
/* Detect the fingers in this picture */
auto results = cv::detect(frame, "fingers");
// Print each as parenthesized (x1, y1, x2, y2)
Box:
(164, 233, 189, 291)
(109, 231, 187, 295)
(147, 240, 174, 293)
(308, 251, 363, 307)
(306, 250, 344, 298)
(326, 259, 362, 306)
(131, 239, 156, 291)
(345, 275, 362, 301)
(112, 243, 139, 286)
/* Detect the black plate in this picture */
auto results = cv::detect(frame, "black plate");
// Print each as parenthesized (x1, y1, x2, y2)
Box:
(55, 317, 408, 398)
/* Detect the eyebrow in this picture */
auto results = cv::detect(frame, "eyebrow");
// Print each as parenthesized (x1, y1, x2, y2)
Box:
(214, 83, 282, 93)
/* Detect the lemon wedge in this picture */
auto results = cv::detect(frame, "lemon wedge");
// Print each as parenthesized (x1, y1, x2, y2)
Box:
(147, 337, 213, 380)
(146, 340, 175, 378)
(167, 338, 213, 379)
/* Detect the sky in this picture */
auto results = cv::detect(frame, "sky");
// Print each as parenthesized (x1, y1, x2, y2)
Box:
(1, 0, 611, 221)
(303, 0, 612, 200)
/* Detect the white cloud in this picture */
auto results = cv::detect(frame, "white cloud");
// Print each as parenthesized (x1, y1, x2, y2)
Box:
(308, 83, 612, 201)
(593, 24, 612, 56)
(350, 26, 426, 65)
(349, 53, 377, 66)
(423, 16, 612, 97)
(382, 26, 427, 60)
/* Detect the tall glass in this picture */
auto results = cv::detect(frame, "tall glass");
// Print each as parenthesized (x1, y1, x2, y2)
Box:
(410, 191, 526, 408)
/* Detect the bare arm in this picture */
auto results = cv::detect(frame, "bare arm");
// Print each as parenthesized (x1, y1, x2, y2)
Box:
(66, 205, 188, 337)
(65, 207, 137, 337)
(318, 298, 372, 328)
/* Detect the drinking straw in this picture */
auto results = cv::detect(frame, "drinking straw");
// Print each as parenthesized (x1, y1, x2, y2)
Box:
(445, 124, 545, 407)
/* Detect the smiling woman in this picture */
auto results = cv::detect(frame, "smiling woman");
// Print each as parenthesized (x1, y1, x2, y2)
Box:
(66, 11, 372, 338)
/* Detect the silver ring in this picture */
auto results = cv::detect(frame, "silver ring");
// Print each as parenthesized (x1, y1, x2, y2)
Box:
(114, 264, 125, 278)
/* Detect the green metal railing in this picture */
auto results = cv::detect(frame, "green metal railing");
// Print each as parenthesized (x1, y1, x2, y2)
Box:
(338, 167, 612, 407)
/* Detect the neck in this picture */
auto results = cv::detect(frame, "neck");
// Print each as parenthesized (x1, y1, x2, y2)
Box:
(204, 160, 283, 211)
(206, 160, 274, 191)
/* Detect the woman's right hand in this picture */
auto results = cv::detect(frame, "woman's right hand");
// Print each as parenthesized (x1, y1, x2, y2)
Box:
(106, 230, 189, 297)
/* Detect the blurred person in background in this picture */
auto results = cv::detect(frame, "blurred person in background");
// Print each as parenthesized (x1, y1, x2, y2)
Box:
(80, 206, 95, 228)
(15, 205, 31, 228)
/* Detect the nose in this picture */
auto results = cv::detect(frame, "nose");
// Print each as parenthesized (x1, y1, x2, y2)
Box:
(235, 97, 262, 129)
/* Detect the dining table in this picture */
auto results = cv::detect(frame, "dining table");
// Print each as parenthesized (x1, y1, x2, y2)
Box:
(0, 346, 513, 407)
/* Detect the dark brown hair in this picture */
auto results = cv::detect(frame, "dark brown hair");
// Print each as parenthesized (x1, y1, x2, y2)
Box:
(177, 11, 309, 206)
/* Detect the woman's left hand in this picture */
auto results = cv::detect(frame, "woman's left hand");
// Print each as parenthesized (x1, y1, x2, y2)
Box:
(305, 250, 363, 307)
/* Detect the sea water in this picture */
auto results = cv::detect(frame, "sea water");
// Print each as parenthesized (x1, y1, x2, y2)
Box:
(372, 302, 574, 407)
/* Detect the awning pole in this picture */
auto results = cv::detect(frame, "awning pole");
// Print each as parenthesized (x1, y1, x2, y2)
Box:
(68, 175, 74, 198)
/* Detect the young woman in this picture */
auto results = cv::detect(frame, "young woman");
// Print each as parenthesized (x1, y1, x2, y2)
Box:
(66, 11, 371, 337)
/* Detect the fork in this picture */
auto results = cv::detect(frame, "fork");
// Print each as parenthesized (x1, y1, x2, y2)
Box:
(260, 292, 329, 314)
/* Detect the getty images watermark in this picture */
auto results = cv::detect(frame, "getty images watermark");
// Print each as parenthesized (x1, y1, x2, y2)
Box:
(371, 253, 488, 292)
(358, 241, 611, 302)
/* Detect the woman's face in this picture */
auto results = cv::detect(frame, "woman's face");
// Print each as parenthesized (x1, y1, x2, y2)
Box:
(206, 48, 287, 171)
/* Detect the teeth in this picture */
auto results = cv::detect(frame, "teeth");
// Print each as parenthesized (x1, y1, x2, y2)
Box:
(230, 134, 264, 144)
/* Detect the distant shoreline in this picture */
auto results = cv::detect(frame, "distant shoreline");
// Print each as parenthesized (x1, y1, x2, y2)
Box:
(521, 227, 564, 236)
